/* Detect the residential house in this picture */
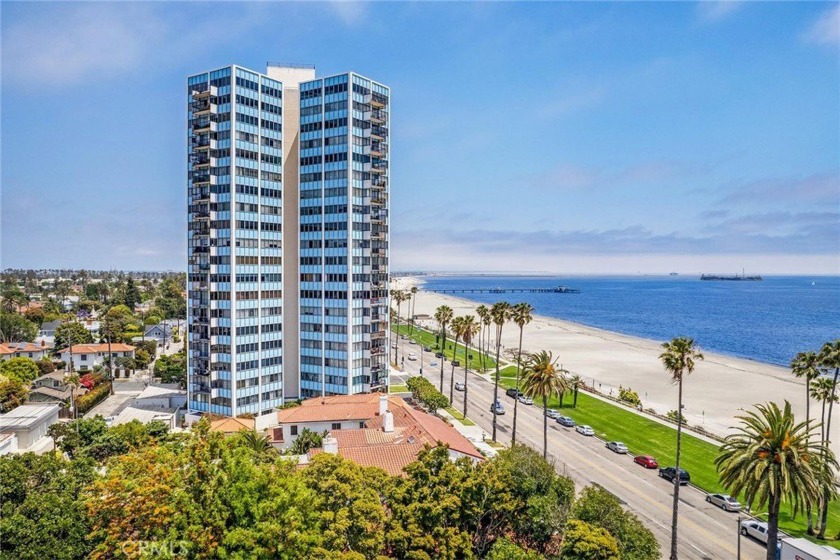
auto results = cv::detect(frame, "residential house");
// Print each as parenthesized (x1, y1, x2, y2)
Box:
(0, 342, 51, 362)
(37, 320, 62, 346)
(28, 371, 86, 416)
(0, 433, 18, 456)
(113, 383, 187, 430)
(0, 404, 61, 451)
(209, 416, 256, 435)
(274, 394, 483, 475)
(57, 343, 136, 375)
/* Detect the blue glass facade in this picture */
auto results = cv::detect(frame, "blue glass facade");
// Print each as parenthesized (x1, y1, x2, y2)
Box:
(187, 65, 390, 416)
(187, 65, 284, 417)
(298, 74, 390, 398)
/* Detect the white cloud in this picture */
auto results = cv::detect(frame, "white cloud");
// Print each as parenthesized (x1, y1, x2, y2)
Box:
(696, 1, 742, 23)
(2, 4, 167, 86)
(325, 2, 368, 27)
(538, 87, 605, 119)
(803, 4, 840, 45)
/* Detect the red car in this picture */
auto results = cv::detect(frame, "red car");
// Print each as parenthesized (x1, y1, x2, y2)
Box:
(634, 455, 658, 469)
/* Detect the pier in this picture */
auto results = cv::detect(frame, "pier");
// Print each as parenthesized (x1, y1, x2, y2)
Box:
(424, 286, 580, 294)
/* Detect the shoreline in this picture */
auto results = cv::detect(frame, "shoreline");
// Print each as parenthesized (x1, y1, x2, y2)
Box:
(391, 276, 835, 451)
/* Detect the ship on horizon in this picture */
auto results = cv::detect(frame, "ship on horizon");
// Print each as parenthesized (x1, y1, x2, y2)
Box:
(700, 269, 762, 281)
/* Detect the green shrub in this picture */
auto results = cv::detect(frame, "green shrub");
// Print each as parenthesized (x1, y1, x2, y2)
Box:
(617, 386, 641, 407)
(76, 383, 112, 415)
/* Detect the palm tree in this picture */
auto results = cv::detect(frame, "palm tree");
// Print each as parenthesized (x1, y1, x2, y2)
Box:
(460, 315, 479, 418)
(811, 377, 838, 443)
(568, 374, 584, 407)
(434, 305, 454, 393)
(408, 286, 418, 336)
(522, 350, 567, 459)
(238, 429, 277, 462)
(475, 305, 490, 372)
(659, 336, 704, 560)
(509, 302, 534, 445)
(449, 316, 465, 403)
(490, 301, 511, 442)
(390, 289, 408, 366)
(716, 401, 837, 560)
(791, 350, 822, 533)
(817, 340, 840, 538)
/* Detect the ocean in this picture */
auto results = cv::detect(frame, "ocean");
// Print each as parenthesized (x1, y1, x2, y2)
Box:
(416, 275, 840, 367)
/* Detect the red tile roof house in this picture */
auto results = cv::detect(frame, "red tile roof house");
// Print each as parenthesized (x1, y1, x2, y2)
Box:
(273, 394, 483, 476)
(56, 343, 136, 375)
(0, 342, 52, 361)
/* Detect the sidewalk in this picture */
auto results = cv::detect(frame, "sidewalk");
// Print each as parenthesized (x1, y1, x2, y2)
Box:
(436, 407, 502, 458)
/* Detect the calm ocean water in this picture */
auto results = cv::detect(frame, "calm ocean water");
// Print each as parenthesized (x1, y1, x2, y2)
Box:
(417, 275, 840, 367)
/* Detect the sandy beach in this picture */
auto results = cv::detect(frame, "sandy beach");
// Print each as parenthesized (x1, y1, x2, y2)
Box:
(392, 276, 837, 453)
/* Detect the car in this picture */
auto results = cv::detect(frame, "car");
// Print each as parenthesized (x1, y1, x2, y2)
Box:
(392, 343, 398, 349)
(452, 360, 461, 367)
(407, 353, 418, 361)
(576, 425, 595, 436)
(454, 381, 465, 391)
(435, 352, 444, 358)
(409, 339, 417, 345)
(490, 400, 505, 415)
(659, 466, 690, 485)
(506, 388, 523, 398)
(606, 441, 628, 454)
(633, 455, 659, 469)
(545, 409, 560, 419)
(400, 335, 407, 340)
(518, 395, 534, 405)
(429, 361, 439, 367)
(740, 520, 770, 544)
(424, 346, 432, 352)
(557, 416, 576, 427)
(706, 493, 741, 512)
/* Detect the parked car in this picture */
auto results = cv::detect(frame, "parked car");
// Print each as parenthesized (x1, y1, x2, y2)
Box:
(506, 388, 523, 398)
(706, 494, 741, 512)
(606, 441, 628, 454)
(429, 361, 439, 367)
(659, 466, 690, 485)
(557, 416, 576, 427)
(452, 360, 461, 367)
(740, 520, 770, 544)
(424, 346, 432, 352)
(545, 409, 560, 419)
(409, 339, 417, 345)
(518, 395, 534, 405)
(490, 400, 505, 415)
(407, 353, 418, 361)
(633, 455, 659, 469)
(435, 352, 444, 358)
(392, 343, 398, 349)
(454, 381, 465, 391)
(576, 425, 595, 436)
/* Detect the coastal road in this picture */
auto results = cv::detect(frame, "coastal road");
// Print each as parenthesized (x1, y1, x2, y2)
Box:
(395, 339, 766, 560)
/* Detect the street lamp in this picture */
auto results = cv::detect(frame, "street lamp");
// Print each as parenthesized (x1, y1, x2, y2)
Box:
(420, 343, 424, 376)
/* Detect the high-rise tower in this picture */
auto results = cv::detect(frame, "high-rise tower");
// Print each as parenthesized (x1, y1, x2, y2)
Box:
(186, 64, 390, 417)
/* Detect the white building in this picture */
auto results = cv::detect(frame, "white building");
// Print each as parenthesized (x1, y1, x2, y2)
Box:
(112, 384, 187, 430)
(56, 343, 136, 373)
(0, 342, 51, 361)
(0, 404, 60, 451)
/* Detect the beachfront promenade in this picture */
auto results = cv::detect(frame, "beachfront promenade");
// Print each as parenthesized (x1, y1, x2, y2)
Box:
(393, 276, 839, 456)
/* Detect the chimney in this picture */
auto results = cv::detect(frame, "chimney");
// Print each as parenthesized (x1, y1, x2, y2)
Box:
(383, 410, 394, 433)
(323, 433, 339, 454)
(379, 394, 388, 416)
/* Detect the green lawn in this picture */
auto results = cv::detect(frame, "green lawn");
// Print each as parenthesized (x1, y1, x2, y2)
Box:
(497, 377, 840, 544)
(497, 365, 519, 378)
(389, 384, 409, 393)
(394, 324, 497, 371)
(445, 406, 476, 426)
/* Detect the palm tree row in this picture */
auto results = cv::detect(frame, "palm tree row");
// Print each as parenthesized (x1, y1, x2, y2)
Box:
(390, 289, 411, 367)
(789, 340, 840, 539)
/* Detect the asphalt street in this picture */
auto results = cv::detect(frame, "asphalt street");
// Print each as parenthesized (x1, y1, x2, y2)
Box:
(393, 338, 766, 560)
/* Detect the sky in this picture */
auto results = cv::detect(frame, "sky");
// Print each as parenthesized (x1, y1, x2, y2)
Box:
(1, 1, 838, 275)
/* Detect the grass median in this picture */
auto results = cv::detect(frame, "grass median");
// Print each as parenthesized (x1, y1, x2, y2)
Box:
(394, 324, 498, 372)
(496, 376, 840, 545)
(445, 406, 476, 426)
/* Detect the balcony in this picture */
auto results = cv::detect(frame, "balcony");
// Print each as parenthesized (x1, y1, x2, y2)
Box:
(191, 153, 210, 167)
(370, 110, 386, 125)
(371, 163, 387, 175)
(193, 212, 210, 220)
(370, 94, 387, 109)
(192, 173, 210, 185)
(370, 143, 387, 158)
(191, 383, 211, 394)
(192, 135, 211, 148)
